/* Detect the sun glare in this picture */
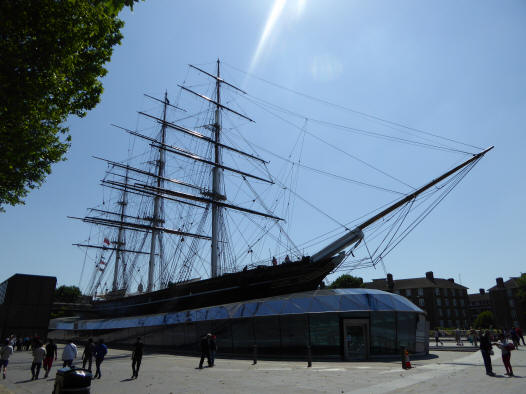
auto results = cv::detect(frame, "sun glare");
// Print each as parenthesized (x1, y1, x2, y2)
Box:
(248, 0, 287, 74)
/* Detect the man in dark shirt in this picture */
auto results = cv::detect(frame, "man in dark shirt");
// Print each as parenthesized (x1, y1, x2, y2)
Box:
(82, 338, 95, 372)
(479, 330, 494, 376)
(93, 339, 108, 379)
(131, 337, 143, 379)
(198, 334, 211, 369)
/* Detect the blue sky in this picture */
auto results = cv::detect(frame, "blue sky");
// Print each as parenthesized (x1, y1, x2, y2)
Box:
(1, 0, 525, 293)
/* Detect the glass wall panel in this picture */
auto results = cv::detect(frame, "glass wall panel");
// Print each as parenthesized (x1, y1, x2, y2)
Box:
(231, 318, 254, 354)
(397, 312, 416, 353)
(184, 323, 198, 350)
(280, 315, 308, 353)
(254, 316, 281, 355)
(211, 319, 232, 354)
(370, 312, 396, 354)
(309, 313, 340, 356)
(172, 324, 185, 347)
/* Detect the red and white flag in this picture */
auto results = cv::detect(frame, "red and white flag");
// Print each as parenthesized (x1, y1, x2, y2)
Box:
(103, 237, 110, 246)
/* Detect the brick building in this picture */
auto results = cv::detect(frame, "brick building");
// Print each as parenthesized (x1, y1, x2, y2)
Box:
(468, 289, 492, 323)
(363, 271, 470, 329)
(488, 277, 525, 329)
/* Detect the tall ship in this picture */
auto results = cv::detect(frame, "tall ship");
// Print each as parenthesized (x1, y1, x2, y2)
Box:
(71, 60, 492, 318)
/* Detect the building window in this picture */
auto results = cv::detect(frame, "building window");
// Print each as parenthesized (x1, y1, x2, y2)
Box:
(406, 288, 412, 296)
(434, 288, 440, 296)
(439, 320, 445, 327)
(438, 309, 443, 317)
(460, 299, 464, 307)
(436, 298, 442, 306)
(509, 299, 515, 308)
(446, 309, 451, 317)
(445, 299, 449, 307)
(507, 289, 513, 297)
(418, 288, 424, 296)
(419, 298, 425, 307)
(511, 310, 517, 319)
(453, 299, 457, 307)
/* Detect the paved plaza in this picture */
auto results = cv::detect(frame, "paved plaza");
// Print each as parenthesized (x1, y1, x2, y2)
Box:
(0, 345, 524, 393)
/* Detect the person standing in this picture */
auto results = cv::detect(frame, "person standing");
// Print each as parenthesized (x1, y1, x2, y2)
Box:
(479, 330, 495, 376)
(198, 334, 211, 369)
(62, 340, 77, 367)
(455, 328, 463, 346)
(209, 334, 217, 367)
(93, 339, 108, 379)
(43, 339, 58, 378)
(509, 327, 520, 348)
(131, 337, 143, 379)
(0, 340, 14, 380)
(494, 334, 514, 376)
(434, 330, 443, 346)
(31, 341, 46, 380)
(82, 338, 95, 371)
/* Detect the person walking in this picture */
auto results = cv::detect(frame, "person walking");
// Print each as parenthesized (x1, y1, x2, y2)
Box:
(82, 338, 95, 371)
(43, 339, 58, 378)
(517, 327, 525, 346)
(494, 334, 514, 376)
(0, 339, 14, 380)
(62, 340, 77, 367)
(93, 339, 108, 379)
(198, 334, 211, 369)
(131, 337, 143, 379)
(209, 334, 217, 367)
(434, 329, 443, 346)
(479, 330, 495, 376)
(31, 341, 46, 380)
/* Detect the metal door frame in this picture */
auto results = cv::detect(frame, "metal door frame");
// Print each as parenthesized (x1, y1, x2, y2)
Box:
(342, 318, 369, 360)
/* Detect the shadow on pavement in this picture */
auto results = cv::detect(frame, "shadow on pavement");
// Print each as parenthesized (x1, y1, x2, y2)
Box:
(15, 379, 34, 384)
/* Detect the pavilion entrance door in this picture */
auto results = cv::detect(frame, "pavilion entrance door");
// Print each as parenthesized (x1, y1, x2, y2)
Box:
(343, 319, 369, 360)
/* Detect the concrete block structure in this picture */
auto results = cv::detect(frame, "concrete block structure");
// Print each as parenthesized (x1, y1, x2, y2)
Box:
(0, 273, 57, 338)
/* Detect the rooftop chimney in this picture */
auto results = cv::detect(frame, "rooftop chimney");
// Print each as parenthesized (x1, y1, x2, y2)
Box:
(425, 271, 434, 281)
(387, 273, 394, 292)
(496, 277, 504, 288)
(479, 288, 485, 295)
(448, 278, 455, 283)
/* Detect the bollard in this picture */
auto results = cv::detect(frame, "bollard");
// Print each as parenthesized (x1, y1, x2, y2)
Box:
(307, 345, 312, 367)
(252, 344, 258, 365)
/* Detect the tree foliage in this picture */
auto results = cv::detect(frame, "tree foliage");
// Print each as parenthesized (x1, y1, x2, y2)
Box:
(473, 310, 495, 329)
(54, 285, 82, 303)
(329, 274, 364, 289)
(0, 0, 138, 211)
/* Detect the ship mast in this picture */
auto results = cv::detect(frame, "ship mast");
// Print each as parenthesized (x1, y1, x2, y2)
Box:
(211, 59, 222, 278)
(147, 91, 168, 292)
(112, 168, 128, 291)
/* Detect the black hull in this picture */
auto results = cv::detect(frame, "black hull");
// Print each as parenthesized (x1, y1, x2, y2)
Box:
(91, 257, 337, 318)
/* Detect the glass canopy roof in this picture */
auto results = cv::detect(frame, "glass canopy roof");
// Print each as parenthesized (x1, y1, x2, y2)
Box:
(50, 288, 424, 331)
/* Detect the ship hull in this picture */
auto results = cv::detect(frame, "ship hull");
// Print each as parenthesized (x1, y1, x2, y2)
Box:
(91, 256, 339, 318)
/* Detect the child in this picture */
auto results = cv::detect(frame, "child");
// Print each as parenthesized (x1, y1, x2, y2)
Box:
(494, 334, 514, 376)
(404, 348, 412, 369)
(0, 340, 14, 379)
